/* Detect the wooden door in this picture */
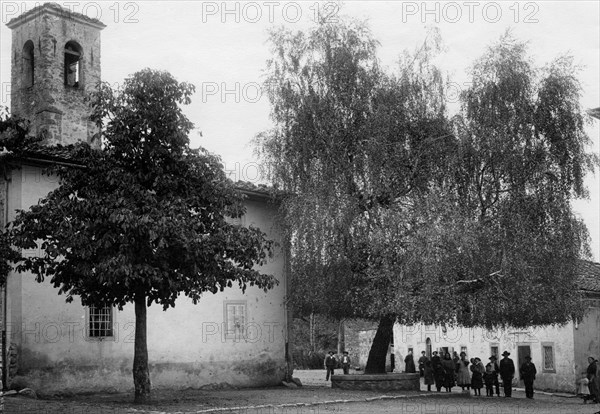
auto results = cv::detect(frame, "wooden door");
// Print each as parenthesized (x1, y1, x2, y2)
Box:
(517, 345, 531, 379)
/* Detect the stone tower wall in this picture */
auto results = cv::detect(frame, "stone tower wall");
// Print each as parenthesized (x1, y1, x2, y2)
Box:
(8, 3, 105, 147)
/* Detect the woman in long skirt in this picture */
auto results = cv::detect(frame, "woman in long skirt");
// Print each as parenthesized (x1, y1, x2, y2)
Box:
(442, 352, 456, 392)
(457, 352, 471, 390)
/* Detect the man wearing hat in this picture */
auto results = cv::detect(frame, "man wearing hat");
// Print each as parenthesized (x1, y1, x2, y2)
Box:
(499, 351, 515, 397)
(519, 355, 537, 399)
(341, 351, 351, 375)
(486, 355, 501, 396)
(418, 351, 429, 377)
(324, 351, 337, 381)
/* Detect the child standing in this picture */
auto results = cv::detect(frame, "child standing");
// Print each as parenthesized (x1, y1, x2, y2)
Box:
(470, 357, 484, 396)
(484, 363, 495, 396)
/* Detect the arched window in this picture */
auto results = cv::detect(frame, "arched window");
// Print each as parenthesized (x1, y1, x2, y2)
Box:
(22, 40, 34, 88)
(64, 41, 82, 87)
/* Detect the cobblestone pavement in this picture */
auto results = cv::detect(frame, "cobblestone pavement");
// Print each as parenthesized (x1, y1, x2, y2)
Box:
(2, 370, 599, 413)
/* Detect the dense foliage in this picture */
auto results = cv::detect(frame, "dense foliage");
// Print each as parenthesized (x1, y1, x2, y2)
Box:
(5, 70, 276, 400)
(256, 20, 597, 372)
(1, 108, 37, 285)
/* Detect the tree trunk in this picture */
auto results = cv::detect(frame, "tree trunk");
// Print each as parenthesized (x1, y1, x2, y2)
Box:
(364, 315, 395, 374)
(309, 312, 316, 353)
(337, 318, 345, 355)
(133, 293, 151, 403)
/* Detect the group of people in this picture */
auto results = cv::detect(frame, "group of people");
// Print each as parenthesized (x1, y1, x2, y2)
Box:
(407, 350, 537, 398)
(324, 348, 600, 404)
(324, 351, 352, 380)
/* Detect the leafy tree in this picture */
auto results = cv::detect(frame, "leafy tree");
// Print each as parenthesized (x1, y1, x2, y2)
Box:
(1, 108, 36, 285)
(256, 19, 596, 374)
(6, 70, 276, 401)
(256, 19, 452, 373)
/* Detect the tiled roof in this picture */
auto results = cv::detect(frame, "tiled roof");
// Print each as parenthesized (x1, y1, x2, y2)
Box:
(588, 108, 600, 120)
(576, 260, 600, 293)
(19, 143, 77, 162)
(7, 144, 284, 198)
(233, 180, 286, 201)
(233, 180, 272, 194)
(1, 140, 80, 165)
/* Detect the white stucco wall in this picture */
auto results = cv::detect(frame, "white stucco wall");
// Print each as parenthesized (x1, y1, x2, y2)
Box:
(573, 299, 600, 384)
(393, 321, 579, 392)
(5, 165, 289, 393)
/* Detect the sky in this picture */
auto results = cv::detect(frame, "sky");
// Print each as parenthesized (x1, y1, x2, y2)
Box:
(1, 1, 599, 260)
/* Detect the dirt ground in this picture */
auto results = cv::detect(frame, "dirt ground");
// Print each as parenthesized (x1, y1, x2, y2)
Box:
(3, 370, 600, 414)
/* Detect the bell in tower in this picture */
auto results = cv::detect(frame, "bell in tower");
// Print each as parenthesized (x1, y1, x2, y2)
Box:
(7, 3, 106, 147)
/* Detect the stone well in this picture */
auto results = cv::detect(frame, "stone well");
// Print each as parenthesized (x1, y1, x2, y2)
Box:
(330, 373, 420, 391)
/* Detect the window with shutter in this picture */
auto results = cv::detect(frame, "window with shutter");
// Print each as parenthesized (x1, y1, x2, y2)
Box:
(542, 343, 555, 372)
(224, 301, 247, 340)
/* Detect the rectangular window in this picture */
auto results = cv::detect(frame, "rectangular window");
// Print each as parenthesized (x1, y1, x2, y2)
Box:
(461, 346, 468, 355)
(542, 342, 556, 373)
(490, 344, 499, 360)
(88, 305, 113, 339)
(224, 301, 246, 340)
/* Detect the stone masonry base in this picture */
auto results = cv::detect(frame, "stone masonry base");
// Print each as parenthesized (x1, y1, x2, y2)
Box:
(331, 373, 420, 391)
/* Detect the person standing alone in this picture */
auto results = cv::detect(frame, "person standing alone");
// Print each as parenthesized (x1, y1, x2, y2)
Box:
(404, 350, 416, 373)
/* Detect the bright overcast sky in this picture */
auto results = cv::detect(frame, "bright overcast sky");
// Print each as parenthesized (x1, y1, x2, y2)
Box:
(1, 1, 599, 260)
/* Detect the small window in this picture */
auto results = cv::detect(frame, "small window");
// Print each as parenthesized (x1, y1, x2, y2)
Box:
(224, 301, 246, 340)
(542, 343, 556, 372)
(22, 40, 34, 87)
(64, 41, 82, 87)
(88, 305, 113, 338)
(425, 337, 432, 358)
(460, 346, 467, 355)
(490, 344, 499, 360)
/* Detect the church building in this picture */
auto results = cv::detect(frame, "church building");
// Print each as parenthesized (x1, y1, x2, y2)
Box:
(0, 3, 291, 394)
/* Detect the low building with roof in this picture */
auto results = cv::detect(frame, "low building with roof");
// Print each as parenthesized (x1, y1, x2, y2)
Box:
(389, 260, 600, 393)
(0, 3, 290, 394)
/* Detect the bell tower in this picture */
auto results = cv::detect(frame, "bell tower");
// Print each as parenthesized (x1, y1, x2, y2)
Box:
(7, 3, 105, 147)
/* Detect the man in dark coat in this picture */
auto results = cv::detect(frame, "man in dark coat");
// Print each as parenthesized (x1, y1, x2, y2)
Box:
(586, 356, 600, 403)
(487, 356, 501, 396)
(431, 351, 444, 392)
(519, 355, 537, 399)
(324, 351, 337, 381)
(499, 351, 515, 397)
(418, 351, 429, 377)
(404, 350, 416, 373)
